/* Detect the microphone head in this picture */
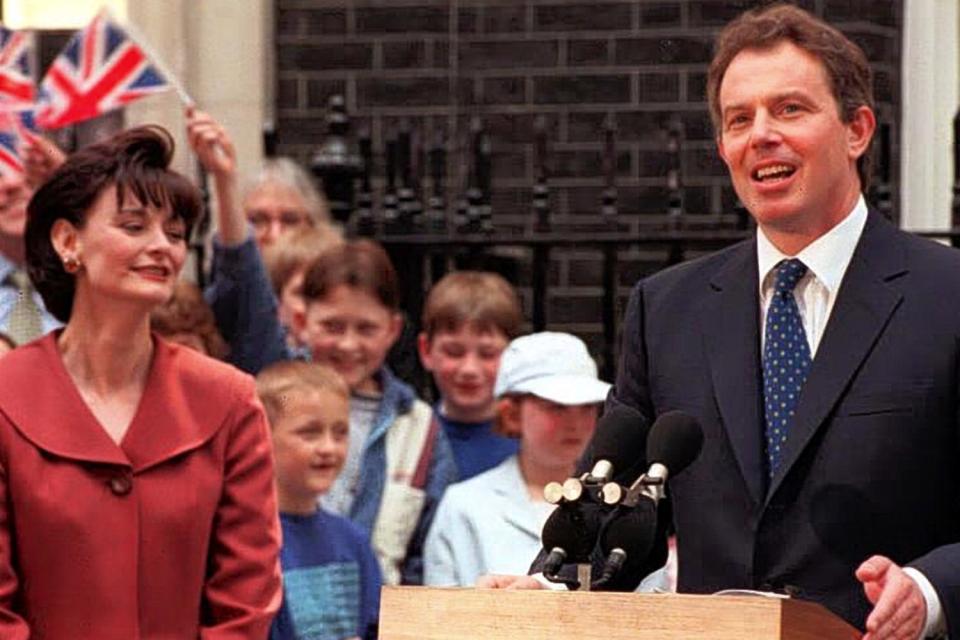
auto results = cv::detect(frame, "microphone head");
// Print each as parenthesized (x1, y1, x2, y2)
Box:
(598, 500, 659, 591)
(541, 502, 602, 563)
(590, 405, 648, 479)
(646, 410, 704, 477)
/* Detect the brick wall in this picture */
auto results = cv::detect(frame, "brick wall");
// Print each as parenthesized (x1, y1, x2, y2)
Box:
(274, 0, 903, 369)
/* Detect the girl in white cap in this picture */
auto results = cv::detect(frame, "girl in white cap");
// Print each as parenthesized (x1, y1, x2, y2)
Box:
(424, 332, 610, 586)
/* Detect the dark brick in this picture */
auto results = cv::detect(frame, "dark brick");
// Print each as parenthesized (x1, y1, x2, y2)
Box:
(687, 72, 708, 103)
(616, 37, 712, 65)
(275, 116, 330, 146)
(276, 9, 303, 36)
(684, 148, 728, 177)
(534, 74, 630, 104)
(825, 0, 898, 27)
(687, 1, 755, 26)
(640, 3, 682, 27)
(490, 149, 529, 181)
(459, 8, 479, 33)
(567, 254, 604, 286)
(548, 294, 604, 324)
(681, 186, 712, 214)
(357, 77, 450, 107)
(357, 7, 449, 33)
(678, 110, 715, 140)
(490, 187, 530, 215)
(637, 73, 680, 102)
(278, 78, 299, 111)
(846, 31, 896, 62)
(552, 149, 630, 178)
(432, 40, 451, 68)
(470, 113, 560, 144)
(636, 150, 673, 177)
(459, 41, 559, 70)
(874, 69, 896, 104)
(535, 4, 632, 32)
(383, 41, 426, 69)
(482, 77, 527, 104)
(306, 79, 348, 109)
(278, 44, 372, 71)
(569, 39, 609, 66)
(484, 6, 527, 32)
(305, 9, 348, 35)
(615, 111, 674, 141)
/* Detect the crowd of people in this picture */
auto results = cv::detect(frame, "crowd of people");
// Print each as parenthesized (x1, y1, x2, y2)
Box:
(0, 89, 610, 639)
(0, 4, 956, 640)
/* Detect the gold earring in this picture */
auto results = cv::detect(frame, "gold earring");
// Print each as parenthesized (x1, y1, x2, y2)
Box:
(63, 256, 81, 273)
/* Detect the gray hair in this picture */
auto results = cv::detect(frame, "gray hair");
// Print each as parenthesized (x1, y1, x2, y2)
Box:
(244, 156, 331, 225)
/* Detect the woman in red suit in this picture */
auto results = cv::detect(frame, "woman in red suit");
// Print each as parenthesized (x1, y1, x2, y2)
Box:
(0, 126, 282, 638)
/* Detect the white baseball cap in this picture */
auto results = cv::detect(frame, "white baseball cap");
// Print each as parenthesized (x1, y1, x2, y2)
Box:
(494, 332, 611, 405)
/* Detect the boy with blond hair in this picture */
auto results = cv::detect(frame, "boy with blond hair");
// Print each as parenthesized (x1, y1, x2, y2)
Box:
(257, 361, 381, 640)
(417, 271, 524, 480)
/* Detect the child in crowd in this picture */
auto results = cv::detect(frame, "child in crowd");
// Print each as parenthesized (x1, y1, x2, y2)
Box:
(262, 226, 343, 354)
(423, 332, 610, 586)
(417, 271, 523, 480)
(150, 280, 228, 359)
(257, 361, 381, 640)
(300, 239, 458, 585)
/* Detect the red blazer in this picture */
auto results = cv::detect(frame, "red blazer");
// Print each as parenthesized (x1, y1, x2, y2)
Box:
(0, 334, 282, 639)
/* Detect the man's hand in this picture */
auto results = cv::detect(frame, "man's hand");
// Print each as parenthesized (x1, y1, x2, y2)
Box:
(856, 555, 926, 640)
(476, 574, 545, 590)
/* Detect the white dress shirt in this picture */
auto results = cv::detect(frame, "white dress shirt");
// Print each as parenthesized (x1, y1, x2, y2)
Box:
(757, 195, 944, 639)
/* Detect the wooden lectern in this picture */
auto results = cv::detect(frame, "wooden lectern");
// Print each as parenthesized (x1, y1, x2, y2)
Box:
(380, 587, 862, 639)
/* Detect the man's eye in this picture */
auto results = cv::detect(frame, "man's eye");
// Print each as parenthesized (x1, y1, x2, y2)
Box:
(122, 223, 144, 233)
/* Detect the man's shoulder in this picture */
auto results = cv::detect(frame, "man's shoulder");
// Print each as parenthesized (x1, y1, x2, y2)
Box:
(636, 237, 754, 295)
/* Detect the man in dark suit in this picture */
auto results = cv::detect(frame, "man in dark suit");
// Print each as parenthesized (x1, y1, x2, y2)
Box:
(483, 5, 957, 639)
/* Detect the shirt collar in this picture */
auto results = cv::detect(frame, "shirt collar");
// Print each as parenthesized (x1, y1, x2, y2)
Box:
(756, 195, 868, 295)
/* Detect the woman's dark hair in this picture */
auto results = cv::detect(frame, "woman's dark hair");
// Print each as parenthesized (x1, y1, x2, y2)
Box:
(25, 125, 202, 322)
(301, 239, 399, 311)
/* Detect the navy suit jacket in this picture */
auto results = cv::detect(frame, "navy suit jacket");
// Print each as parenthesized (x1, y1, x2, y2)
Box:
(609, 211, 960, 631)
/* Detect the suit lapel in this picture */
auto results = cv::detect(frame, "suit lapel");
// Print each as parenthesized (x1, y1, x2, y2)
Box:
(702, 241, 766, 505)
(766, 213, 907, 502)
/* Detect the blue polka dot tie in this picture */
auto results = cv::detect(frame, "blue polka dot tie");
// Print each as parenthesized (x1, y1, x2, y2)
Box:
(763, 258, 811, 478)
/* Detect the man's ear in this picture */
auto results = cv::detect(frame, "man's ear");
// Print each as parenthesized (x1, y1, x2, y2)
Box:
(417, 332, 434, 371)
(846, 105, 877, 160)
(50, 218, 79, 262)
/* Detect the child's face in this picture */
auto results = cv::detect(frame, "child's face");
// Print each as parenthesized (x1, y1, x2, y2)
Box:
(418, 324, 508, 422)
(303, 284, 402, 394)
(518, 396, 599, 469)
(271, 389, 349, 514)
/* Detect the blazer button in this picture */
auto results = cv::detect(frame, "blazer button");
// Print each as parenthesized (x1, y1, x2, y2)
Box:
(109, 475, 133, 496)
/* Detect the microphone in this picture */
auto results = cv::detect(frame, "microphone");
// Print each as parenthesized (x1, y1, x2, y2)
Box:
(595, 411, 703, 589)
(595, 499, 659, 590)
(587, 405, 648, 483)
(540, 500, 603, 576)
(625, 410, 704, 505)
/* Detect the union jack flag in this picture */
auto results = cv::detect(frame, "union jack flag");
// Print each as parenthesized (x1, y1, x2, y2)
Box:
(0, 110, 38, 176)
(0, 27, 35, 111)
(35, 10, 171, 130)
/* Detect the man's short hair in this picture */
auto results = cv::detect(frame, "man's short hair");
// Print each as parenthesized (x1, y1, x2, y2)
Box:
(255, 360, 349, 427)
(421, 271, 523, 341)
(301, 239, 400, 311)
(706, 3, 875, 188)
